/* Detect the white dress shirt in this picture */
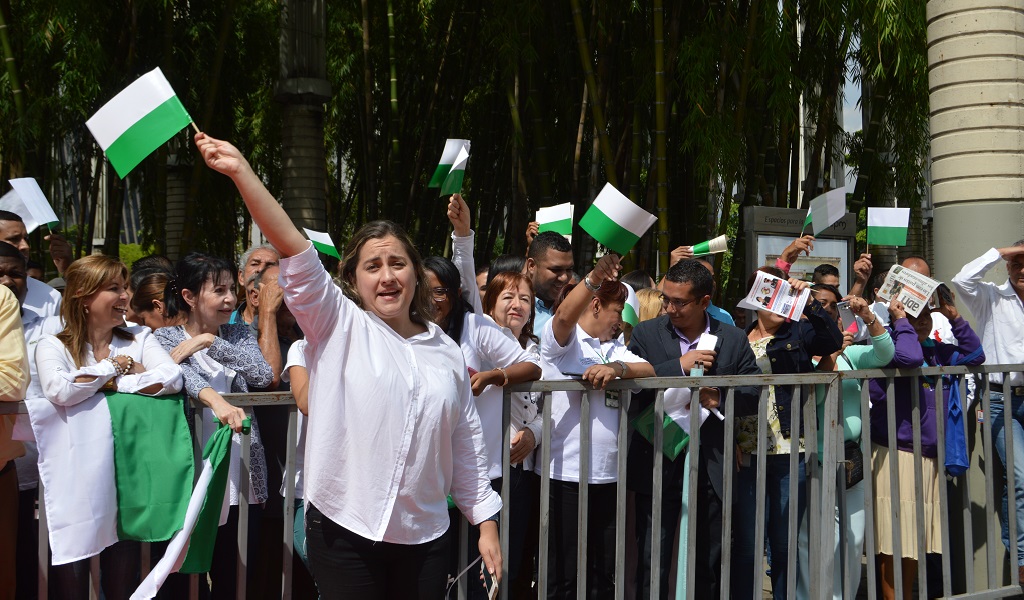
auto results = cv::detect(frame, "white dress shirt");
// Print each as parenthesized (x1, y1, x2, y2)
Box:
(280, 242, 501, 544)
(22, 277, 61, 321)
(12, 314, 63, 490)
(28, 327, 182, 564)
(537, 320, 644, 484)
(952, 248, 1024, 387)
(451, 231, 484, 314)
(458, 313, 541, 480)
(281, 339, 308, 500)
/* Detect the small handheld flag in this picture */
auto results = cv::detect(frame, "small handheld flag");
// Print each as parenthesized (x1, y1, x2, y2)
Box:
(622, 283, 640, 327)
(429, 139, 471, 196)
(303, 228, 341, 259)
(536, 203, 574, 237)
(867, 207, 910, 246)
(578, 183, 657, 255)
(86, 68, 193, 179)
(691, 235, 729, 256)
(0, 178, 59, 233)
(803, 188, 847, 236)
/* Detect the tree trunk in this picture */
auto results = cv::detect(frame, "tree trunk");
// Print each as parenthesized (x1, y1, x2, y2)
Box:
(569, 0, 616, 187)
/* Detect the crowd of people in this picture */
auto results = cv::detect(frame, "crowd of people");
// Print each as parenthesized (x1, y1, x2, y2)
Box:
(0, 134, 1022, 600)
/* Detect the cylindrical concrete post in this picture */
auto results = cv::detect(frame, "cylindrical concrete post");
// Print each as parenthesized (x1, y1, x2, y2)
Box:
(929, 0, 1024, 286)
(928, 1, 1024, 590)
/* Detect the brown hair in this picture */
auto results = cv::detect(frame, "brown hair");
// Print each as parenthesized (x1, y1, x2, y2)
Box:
(483, 271, 536, 345)
(129, 270, 170, 314)
(339, 220, 434, 326)
(553, 279, 628, 312)
(57, 255, 133, 367)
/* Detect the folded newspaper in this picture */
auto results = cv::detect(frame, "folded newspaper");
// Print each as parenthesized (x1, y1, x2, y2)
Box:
(737, 270, 811, 320)
(874, 265, 941, 318)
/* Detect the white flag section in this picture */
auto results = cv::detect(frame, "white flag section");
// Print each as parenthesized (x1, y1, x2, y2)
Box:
(867, 207, 911, 246)
(303, 228, 341, 259)
(428, 139, 471, 188)
(664, 334, 724, 433)
(807, 187, 847, 235)
(578, 183, 657, 255)
(622, 283, 640, 327)
(86, 68, 192, 178)
(536, 202, 574, 237)
(0, 178, 59, 233)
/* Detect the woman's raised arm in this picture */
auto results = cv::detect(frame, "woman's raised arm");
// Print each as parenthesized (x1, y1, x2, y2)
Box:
(195, 132, 308, 257)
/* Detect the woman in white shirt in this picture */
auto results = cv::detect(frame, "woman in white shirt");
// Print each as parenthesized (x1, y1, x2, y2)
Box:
(194, 131, 503, 598)
(540, 254, 654, 599)
(424, 256, 541, 597)
(32, 255, 182, 600)
(152, 252, 273, 599)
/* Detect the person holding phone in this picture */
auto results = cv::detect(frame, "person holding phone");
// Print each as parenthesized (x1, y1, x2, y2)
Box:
(194, 132, 503, 598)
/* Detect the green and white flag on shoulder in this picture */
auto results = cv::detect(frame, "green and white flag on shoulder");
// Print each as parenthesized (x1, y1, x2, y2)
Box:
(536, 203, 574, 237)
(578, 183, 657, 255)
(867, 207, 910, 246)
(622, 283, 640, 327)
(802, 187, 847, 236)
(86, 68, 193, 179)
(0, 178, 60, 233)
(428, 139, 471, 196)
(303, 228, 341, 259)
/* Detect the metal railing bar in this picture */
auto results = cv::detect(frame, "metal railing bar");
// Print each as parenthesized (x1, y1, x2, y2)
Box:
(860, 375, 877, 600)
(237, 409, 252, 600)
(980, 379, 997, 588)
(786, 384, 802, 600)
(960, 376, 974, 593)
(576, 391, 591, 600)
(500, 388, 511, 600)
(910, 377, 927, 600)
(685, 384, 702, 600)
(538, 390, 553, 595)
(935, 376, 952, 600)
(886, 375, 904, 600)
(650, 388, 665, 600)
(719, 387, 735, 600)
(752, 385, 769, 598)
(1003, 380, 1018, 590)
(614, 390, 631, 600)
(281, 405, 298, 600)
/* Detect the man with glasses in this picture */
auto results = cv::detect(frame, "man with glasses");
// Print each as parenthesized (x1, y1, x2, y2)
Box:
(627, 259, 761, 598)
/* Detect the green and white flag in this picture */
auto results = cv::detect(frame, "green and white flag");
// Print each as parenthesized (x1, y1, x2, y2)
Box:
(578, 183, 657, 255)
(0, 178, 59, 233)
(622, 283, 640, 327)
(303, 228, 341, 259)
(867, 207, 910, 246)
(86, 68, 193, 179)
(803, 187, 847, 236)
(536, 203, 574, 237)
(428, 139, 471, 195)
(133, 422, 236, 599)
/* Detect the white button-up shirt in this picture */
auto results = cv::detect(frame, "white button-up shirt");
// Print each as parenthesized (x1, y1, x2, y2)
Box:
(952, 247, 1024, 387)
(538, 320, 644, 484)
(279, 243, 501, 544)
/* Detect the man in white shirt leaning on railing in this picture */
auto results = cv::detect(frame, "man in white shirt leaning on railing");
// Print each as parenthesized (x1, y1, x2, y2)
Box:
(952, 239, 1024, 585)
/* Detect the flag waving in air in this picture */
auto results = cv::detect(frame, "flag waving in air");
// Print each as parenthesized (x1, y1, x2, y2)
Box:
(86, 68, 193, 178)
(536, 203, 574, 237)
(579, 183, 657, 255)
(867, 207, 910, 246)
(802, 187, 847, 236)
(0, 178, 60, 233)
(622, 283, 640, 327)
(303, 228, 341, 259)
(428, 139, 471, 196)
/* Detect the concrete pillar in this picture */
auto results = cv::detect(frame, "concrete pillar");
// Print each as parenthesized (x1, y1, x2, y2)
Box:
(928, 0, 1024, 589)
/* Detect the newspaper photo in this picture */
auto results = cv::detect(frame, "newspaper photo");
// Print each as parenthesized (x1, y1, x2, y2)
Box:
(874, 265, 941, 317)
(737, 270, 811, 320)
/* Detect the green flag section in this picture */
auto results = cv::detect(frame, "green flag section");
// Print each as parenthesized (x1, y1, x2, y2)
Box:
(0, 178, 60, 233)
(691, 235, 729, 256)
(86, 68, 193, 179)
(105, 392, 193, 541)
(622, 283, 640, 327)
(303, 228, 341, 259)
(867, 207, 910, 246)
(132, 420, 241, 599)
(439, 144, 470, 196)
(579, 183, 657, 255)
(631, 407, 689, 460)
(804, 187, 847, 236)
(537, 203, 574, 236)
(428, 139, 470, 188)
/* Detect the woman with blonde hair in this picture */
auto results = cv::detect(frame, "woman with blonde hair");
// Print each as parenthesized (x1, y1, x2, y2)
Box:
(636, 287, 665, 323)
(31, 255, 182, 600)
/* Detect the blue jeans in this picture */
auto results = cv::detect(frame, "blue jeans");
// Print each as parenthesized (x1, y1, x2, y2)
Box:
(989, 391, 1024, 566)
(731, 453, 807, 600)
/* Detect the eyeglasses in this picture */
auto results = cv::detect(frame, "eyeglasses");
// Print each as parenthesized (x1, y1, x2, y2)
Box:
(430, 287, 451, 301)
(661, 294, 697, 310)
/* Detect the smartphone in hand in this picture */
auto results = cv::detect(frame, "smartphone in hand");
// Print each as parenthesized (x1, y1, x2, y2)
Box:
(481, 562, 499, 600)
(837, 301, 859, 334)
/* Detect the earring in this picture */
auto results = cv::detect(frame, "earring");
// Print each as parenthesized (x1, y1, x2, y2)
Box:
(84, 307, 90, 314)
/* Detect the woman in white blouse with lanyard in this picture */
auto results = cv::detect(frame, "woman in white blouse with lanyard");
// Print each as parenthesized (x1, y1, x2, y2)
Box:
(32, 255, 182, 600)
(194, 131, 503, 599)
(541, 253, 655, 599)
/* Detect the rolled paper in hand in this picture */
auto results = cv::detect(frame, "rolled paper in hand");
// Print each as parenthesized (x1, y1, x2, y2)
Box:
(692, 234, 729, 256)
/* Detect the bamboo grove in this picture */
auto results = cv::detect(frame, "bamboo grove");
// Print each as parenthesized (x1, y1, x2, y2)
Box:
(0, 0, 928, 301)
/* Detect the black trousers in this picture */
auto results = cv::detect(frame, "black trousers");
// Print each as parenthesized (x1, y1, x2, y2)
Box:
(50, 540, 140, 600)
(546, 479, 617, 599)
(208, 503, 263, 600)
(633, 490, 682, 600)
(305, 503, 450, 600)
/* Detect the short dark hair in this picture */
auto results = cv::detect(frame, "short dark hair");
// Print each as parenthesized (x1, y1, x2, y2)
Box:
(0, 210, 23, 223)
(812, 263, 839, 283)
(810, 283, 841, 303)
(26, 259, 42, 270)
(870, 271, 889, 301)
(620, 270, 654, 292)
(424, 256, 471, 345)
(487, 254, 526, 286)
(164, 253, 236, 318)
(665, 259, 713, 299)
(132, 254, 174, 273)
(1013, 239, 1024, 247)
(0, 239, 26, 266)
(527, 231, 571, 259)
(552, 280, 627, 313)
(475, 264, 489, 277)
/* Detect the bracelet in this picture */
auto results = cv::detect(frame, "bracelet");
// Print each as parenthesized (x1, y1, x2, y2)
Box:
(496, 367, 509, 387)
(583, 275, 600, 293)
(614, 360, 628, 378)
(864, 315, 877, 328)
